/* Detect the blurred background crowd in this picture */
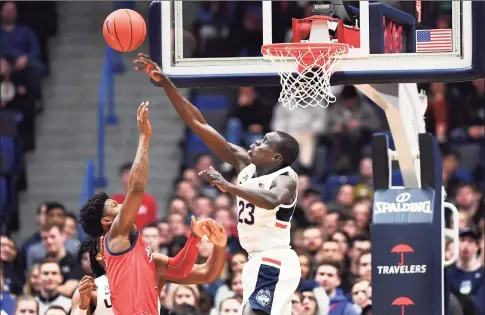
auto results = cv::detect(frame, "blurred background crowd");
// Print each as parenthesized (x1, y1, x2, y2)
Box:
(1, 1, 484, 315)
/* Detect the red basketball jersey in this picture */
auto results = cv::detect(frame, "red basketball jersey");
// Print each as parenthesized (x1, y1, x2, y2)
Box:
(104, 231, 159, 315)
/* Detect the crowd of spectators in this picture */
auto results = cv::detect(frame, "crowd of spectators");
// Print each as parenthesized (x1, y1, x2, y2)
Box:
(1, 1, 484, 315)
(0, 1, 57, 232)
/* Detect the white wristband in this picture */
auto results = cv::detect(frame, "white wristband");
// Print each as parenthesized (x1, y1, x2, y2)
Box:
(74, 308, 88, 315)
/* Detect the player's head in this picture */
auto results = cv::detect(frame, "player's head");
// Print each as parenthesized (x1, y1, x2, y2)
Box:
(79, 192, 120, 237)
(248, 131, 299, 168)
(79, 237, 106, 277)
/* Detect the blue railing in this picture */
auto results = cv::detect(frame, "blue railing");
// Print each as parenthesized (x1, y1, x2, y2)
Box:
(95, 46, 120, 187)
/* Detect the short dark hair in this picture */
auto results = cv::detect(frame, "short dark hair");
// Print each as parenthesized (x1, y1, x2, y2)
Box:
(169, 304, 200, 315)
(45, 202, 66, 215)
(65, 211, 78, 223)
(40, 221, 63, 233)
(119, 162, 132, 175)
(316, 259, 342, 277)
(275, 131, 300, 167)
(45, 306, 68, 315)
(79, 192, 109, 237)
(349, 234, 371, 248)
(142, 223, 158, 231)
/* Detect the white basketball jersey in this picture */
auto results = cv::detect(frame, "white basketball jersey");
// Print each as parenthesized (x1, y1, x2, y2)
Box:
(236, 164, 298, 254)
(94, 275, 114, 315)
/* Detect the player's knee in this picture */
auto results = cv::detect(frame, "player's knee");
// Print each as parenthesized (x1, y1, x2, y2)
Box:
(242, 303, 268, 315)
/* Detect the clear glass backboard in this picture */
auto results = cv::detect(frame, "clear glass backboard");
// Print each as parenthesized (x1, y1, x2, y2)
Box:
(148, 1, 485, 87)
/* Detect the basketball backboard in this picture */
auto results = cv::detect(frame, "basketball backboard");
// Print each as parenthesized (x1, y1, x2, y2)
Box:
(148, 1, 485, 87)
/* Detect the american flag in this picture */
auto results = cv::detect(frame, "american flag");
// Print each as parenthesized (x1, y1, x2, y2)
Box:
(416, 29, 452, 53)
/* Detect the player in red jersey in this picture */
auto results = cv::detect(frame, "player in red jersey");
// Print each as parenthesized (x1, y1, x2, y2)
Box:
(78, 102, 227, 315)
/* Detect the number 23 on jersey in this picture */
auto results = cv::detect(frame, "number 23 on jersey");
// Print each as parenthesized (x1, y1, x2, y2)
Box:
(238, 201, 255, 225)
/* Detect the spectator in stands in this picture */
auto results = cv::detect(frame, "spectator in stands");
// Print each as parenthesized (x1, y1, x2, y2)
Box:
(228, 3, 263, 57)
(454, 184, 481, 219)
(290, 292, 303, 314)
(426, 82, 449, 142)
(228, 87, 273, 147)
(21, 203, 47, 258)
(354, 157, 374, 199)
(314, 260, 359, 315)
(449, 228, 484, 314)
(305, 200, 327, 226)
(0, 263, 16, 314)
(442, 148, 463, 195)
(217, 296, 241, 315)
(176, 179, 199, 207)
(302, 227, 324, 259)
(450, 78, 485, 141)
(323, 211, 340, 237)
(45, 305, 68, 315)
(23, 264, 41, 296)
(271, 97, 327, 173)
(26, 207, 79, 268)
(111, 162, 158, 229)
(36, 260, 71, 315)
(156, 218, 173, 255)
(341, 216, 358, 239)
(328, 184, 355, 216)
(0, 1, 43, 99)
(168, 196, 190, 219)
(351, 198, 372, 234)
(193, 195, 215, 218)
(168, 212, 188, 237)
(13, 296, 38, 315)
(0, 234, 24, 294)
(351, 279, 371, 313)
(27, 222, 81, 282)
(358, 250, 372, 282)
(326, 85, 381, 174)
(347, 235, 372, 284)
(62, 212, 78, 241)
(193, 153, 218, 197)
(141, 223, 163, 254)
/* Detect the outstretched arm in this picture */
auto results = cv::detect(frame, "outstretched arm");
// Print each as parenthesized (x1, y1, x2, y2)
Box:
(109, 102, 152, 241)
(201, 167, 296, 209)
(154, 217, 207, 279)
(162, 220, 227, 285)
(134, 54, 250, 172)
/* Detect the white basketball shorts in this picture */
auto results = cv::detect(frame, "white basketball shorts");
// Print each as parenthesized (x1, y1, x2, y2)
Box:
(239, 247, 301, 315)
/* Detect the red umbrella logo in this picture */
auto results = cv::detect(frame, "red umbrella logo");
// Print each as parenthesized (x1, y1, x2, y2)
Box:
(392, 296, 414, 315)
(391, 244, 414, 265)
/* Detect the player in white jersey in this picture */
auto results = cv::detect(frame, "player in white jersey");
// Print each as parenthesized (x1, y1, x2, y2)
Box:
(134, 53, 302, 315)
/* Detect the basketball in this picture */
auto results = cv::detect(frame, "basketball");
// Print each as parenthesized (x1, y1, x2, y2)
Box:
(103, 9, 146, 52)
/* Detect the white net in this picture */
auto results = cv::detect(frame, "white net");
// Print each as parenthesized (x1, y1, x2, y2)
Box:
(262, 43, 349, 110)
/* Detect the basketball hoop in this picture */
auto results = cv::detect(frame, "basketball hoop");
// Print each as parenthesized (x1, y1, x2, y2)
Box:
(261, 16, 351, 110)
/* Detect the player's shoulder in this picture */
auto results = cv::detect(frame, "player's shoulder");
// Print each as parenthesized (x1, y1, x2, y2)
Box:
(95, 275, 108, 285)
(229, 142, 251, 171)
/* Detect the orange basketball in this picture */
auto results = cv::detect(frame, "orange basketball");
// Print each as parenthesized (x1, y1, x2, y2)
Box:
(103, 9, 146, 52)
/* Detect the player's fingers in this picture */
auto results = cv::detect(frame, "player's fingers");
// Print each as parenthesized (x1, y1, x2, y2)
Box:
(137, 52, 150, 59)
(133, 59, 147, 66)
(191, 215, 196, 225)
(202, 225, 210, 236)
(198, 170, 208, 176)
(134, 66, 145, 72)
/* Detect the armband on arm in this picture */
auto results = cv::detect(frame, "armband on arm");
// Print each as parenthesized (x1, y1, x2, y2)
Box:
(166, 234, 201, 278)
